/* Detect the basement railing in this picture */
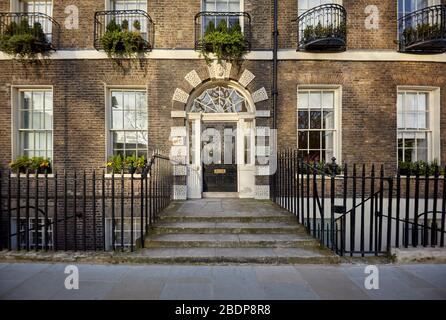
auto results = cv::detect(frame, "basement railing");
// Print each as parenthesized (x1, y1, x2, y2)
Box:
(398, 5, 446, 53)
(273, 150, 446, 257)
(0, 153, 174, 252)
(297, 4, 347, 52)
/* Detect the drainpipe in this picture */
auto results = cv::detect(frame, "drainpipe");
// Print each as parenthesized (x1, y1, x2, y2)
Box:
(272, 0, 278, 129)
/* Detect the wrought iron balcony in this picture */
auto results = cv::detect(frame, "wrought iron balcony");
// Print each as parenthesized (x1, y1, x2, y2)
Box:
(194, 12, 251, 52)
(297, 4, 347, 52)
(0, 12, 60, 51)
(94, 10, 154, 51)
(398, 5, 446, 54)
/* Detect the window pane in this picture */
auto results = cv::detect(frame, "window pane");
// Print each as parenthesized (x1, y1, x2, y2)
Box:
(44, 109, 53, 130)
(309, 111, 321, 129)
(124, 92, 135, 110)
(32, 92, 44, 111)
(135, 92, 146, 110)
(309, 131, 321, 149)
(124, 111, 136, 129)
(20, 111, 31, 129)
(35, 132, 46, 150)
(113, 132, 125, 152)
(323, 110, 334, 129)
(21, 92, 31, 110)
(307, 150, 320, 163)
(112, 110, 123, 129)
(45, 91, 53, 110)
(32, 111, 44, 129)
(322, 92, 334, 108)
(46, 134, 52, 158)
(136, 112, 148, 129)
(309, 92, 321, 109)
(125, 132, 138, 152)
(298, 131, 308, 149)
(298, 92, 308, 109)
(112, 92, 123, 110)
(298, 111, 308, 129)
(21, 132, 34, 151)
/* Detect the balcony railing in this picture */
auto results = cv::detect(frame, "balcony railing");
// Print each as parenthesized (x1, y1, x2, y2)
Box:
(94, 10, 154, 51)
(194, 12, 251, 52)
(0, 12, 60, 51)
(297, 4, 347, 52)
(398, 5, 446, 54)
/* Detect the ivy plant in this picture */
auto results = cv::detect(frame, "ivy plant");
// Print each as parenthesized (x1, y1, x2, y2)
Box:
(199, 19, 247, 64)
(100, 18, 148, 59)
(0, 19, 51, 58)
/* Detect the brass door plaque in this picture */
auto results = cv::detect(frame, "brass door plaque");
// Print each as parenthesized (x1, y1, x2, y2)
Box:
(214, 169, 226, 174)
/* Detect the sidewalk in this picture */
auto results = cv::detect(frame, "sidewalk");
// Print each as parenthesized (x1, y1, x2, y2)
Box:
(0, 263, 445, 300)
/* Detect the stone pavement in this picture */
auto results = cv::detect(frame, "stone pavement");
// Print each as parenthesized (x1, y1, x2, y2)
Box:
(0, 263, 445, 300)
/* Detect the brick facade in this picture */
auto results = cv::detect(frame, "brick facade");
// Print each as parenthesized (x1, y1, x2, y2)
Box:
(0, 0, 445, 174)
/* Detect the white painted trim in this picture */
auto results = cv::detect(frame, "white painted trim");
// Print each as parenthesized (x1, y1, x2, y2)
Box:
(0, 49, 445, 62)
(279, 49, 446, 63)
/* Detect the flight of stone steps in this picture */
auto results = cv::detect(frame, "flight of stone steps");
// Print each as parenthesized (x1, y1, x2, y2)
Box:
(139, 199, 340, 264)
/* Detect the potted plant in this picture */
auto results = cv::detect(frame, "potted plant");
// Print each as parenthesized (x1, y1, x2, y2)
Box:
(100, 18, 148, 59)
(398, 160, 443, 176)
(9, 156, 51, 174)
(0, 19, 51, 58)
(107, 154, 146, 174)
(199, 19, 247, 64)
(107, 154, 125, 173)
(125, 154, 146, 174)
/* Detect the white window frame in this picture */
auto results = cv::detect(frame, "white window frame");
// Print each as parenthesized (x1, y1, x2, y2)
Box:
(11, 86, 54, 161)
(202, 0, 243, 12)
(105, 86, 149, 161)
(105, 217, 140, 250)
(297, 85, 342, 163)
(10, 0, 53, 15)
(397, 86, 440, 164)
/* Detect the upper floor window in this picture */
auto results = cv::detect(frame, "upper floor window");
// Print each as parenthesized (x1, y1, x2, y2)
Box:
(203, 0, 241, 12)
(297, 87, 341, 163)
(397, 88, 440, 163)
(15, 89, 53, 160)
(398, 0, 440, 18)
(109, 89, 148, 158)
(111, 0, 147, 11)
(15, 0, 52, 15)
(298, 0, 341, 16)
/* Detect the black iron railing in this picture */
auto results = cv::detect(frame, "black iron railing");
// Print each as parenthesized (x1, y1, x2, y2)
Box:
(297, 4, 347, 52)
(0, 153, 174, 252)
(94, 10, 154, 51)
(194, 11, 251, 51)
(273, 150, 446, 257)
(398, 5, 446, 53)
(0, 12, 60, 50)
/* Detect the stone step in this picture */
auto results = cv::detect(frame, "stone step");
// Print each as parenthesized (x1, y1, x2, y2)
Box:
(135, 247, 340, 264)
(144, 233, 319, 248)
(151, 222, 305, 234)
(159, 215, 296, 223)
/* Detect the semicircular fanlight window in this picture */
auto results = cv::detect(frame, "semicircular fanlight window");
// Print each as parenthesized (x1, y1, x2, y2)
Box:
(190, 86, 247, 113)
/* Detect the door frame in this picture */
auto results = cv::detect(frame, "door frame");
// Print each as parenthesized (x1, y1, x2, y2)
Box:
(186, 113, 256, 199)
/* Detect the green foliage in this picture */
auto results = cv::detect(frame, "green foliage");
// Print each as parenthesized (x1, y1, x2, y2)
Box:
(398, 160, 444, 176)
(9, 156, 51, 174)
(0, 19, 51, 58)
(107, 154, 146, 174)
(300, 161, 342, 175)
(200, 20, 247, 64)
(301, 22, 346, 44)
(133, 20, 141, 31)
(100, 19, 147, 59)
(402, 23, 442, 45)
